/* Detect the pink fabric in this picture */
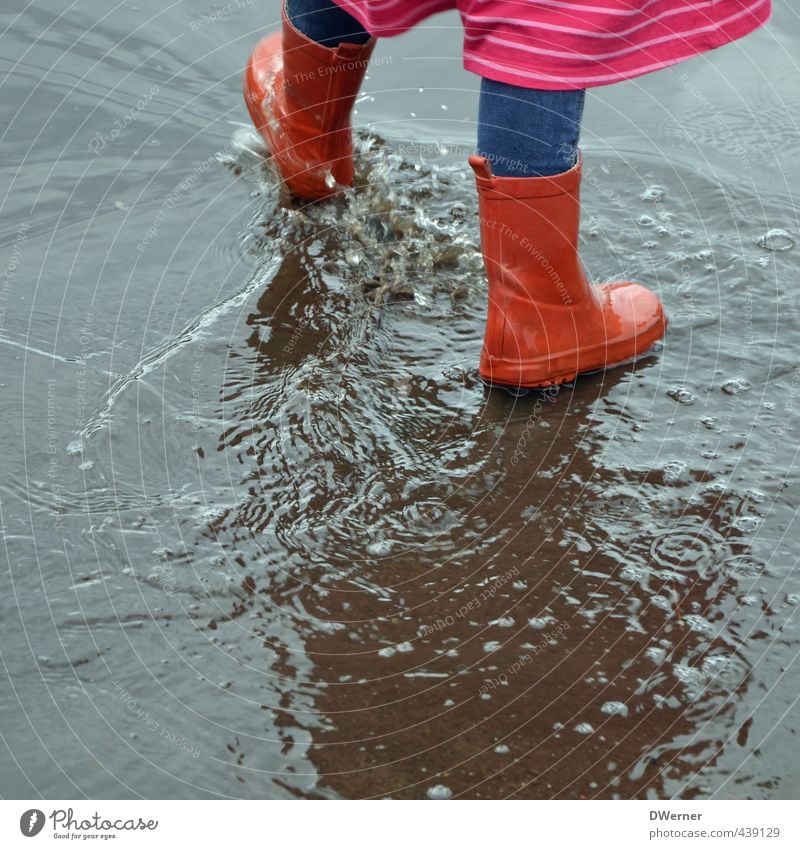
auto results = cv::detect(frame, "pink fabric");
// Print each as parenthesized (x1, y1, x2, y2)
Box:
(332, 0, 771, 89)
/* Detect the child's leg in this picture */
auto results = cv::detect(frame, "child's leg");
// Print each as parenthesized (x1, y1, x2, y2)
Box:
(286, 0, 372, 47)
(477, 78, 585, 177)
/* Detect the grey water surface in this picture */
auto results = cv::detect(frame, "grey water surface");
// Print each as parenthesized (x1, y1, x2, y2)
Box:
(1, 0, 799, 799)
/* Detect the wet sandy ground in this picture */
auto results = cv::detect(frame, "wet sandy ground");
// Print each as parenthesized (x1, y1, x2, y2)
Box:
(1, 0, 799, 799)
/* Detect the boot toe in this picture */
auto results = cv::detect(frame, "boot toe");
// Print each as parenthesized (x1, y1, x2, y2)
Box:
(603, 280, 667, 353)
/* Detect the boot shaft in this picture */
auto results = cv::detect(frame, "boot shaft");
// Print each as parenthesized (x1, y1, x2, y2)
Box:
(279, 5, 375, 134)
(470, 155, 590, 308)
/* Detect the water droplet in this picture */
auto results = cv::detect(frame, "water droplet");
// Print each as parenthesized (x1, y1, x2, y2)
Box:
(641, 185, 667, 201)
(488, 616, 514, 628)
(575, 722, 594, 735)
(722, 378, 750, 395)
(682, 615, 714, 635)
(600, 701, 629, 717)
(66, 440, 83, 456)
(426, 784, 452, 800)
(757, 228, 794, 252)
(494, 743, 510, 754)
(378, 641, 412, 657)
(667, 386, 695, 405)
(662, 460, 688, 482)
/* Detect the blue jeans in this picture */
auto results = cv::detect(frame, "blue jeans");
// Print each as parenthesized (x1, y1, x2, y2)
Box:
(285, 0, 585, 177)
(477, 79, 584, 177)
(286, 0, 372, 46)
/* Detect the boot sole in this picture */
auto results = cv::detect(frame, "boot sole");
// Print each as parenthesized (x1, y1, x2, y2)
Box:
(480, 319, 667, 391)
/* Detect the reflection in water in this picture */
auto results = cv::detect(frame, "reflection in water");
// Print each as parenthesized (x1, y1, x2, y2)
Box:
(181, 133, 794, 798)
(2, 0, 798, 796)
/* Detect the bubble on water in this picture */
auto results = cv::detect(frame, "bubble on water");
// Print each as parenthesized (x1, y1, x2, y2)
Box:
(757, 228, 794, 252)
(722, 378, 751, 395)
(667, 386, 695, 405)
(489, 616, 515, 628)
(426, 784, 452, 799)
(494, 743, 510, 754)
(528, 615, 555, 630)
(641, 185, 667, 201)
(600, 701, 629, 717)
(662, 460, 688, 483)
(345, 250, 362, 266)
(575, 722, 594, 735)
(732, 516, 761, 533)
(66, 440, 83, 456)
(638, 214, 655, 226)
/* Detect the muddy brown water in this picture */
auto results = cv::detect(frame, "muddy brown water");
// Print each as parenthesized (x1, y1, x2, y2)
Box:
(1, 0, 799, 799)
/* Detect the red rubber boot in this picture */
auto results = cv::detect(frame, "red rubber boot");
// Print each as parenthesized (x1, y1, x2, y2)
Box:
(243, 2, 375, 199)
(469, 154, 667, 388)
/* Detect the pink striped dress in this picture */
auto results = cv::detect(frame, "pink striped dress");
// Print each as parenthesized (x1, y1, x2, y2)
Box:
(332, 0, 771, 89)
